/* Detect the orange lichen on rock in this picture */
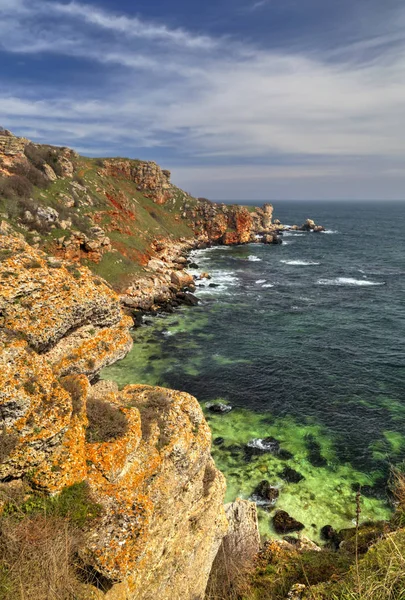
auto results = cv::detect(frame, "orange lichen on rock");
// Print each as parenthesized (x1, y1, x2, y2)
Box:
(0, 235, 125, 352)
(45, 315, 133, 379)
(82, 384, 227, 598)
(0, 331, 78, 484)
(0, 234, 228, 600)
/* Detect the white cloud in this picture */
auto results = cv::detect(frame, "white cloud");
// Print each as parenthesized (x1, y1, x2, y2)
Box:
(1, 0, 405, 198)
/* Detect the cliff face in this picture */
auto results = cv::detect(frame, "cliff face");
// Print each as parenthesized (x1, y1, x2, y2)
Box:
(186, 200, 274, 245)
(0, 130, 279, 297)
(0, 235, 227, 599)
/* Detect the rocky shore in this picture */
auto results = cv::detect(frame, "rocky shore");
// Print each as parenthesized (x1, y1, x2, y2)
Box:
(0, 129, 334, 600)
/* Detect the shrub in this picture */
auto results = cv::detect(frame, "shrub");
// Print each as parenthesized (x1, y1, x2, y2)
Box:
(0, 175, 32, 200)
(11, 161, 49, 188)
(3, 482, 101, 528)
(24, 143, 63, 177)
(128, 390, 171, 449)
(203, 462, 217, 497)
(0, 483, 104, 600)
(86, 398, 128, 443)
(0, 515, 82, 600)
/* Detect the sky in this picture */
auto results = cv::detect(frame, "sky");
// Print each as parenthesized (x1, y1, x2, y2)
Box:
(1, 0, 405, 200)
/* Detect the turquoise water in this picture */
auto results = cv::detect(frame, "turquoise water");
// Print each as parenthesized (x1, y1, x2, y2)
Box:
(103, 201, 405, 538)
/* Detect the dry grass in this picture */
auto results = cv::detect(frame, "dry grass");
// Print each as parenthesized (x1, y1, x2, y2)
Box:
(205, 543, 256, 600)
(0, 515, 83, 600)
(86, 397, 128, 443)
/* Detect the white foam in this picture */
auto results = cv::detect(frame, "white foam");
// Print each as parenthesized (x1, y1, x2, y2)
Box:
(322, 230, 339, 234)
(255, 279, 266, 284)
(281, 241, 293, 245)
(247, 255, 262, 262)
(282, 231, 304, 237)
(262, 283, 274, 288)
(280, 260, 320, 266)
(247, 438, 278, 451)
(317, 277, 385, 287)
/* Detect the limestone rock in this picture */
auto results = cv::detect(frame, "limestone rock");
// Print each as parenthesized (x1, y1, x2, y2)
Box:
(82, 384, 228, 598)
(207, 499, 260, 599)
(101, 160, 177, 205)
(0, 235, 129, 354)
(170, 270, 194, 289)
(43, 162, 58, 181)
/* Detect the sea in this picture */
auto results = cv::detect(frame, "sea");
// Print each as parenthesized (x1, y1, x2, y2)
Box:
(102, 201, 405, 539)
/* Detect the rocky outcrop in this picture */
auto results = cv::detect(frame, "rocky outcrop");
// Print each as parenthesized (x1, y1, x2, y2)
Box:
(121, 238, 198, 312)
(101, 159, 189, 206)
(83, 383, 227, 598)
(207, 499, 260, 598)
(0, 234, 228, 599)
(0, 130, 76, 178)
(0, 235, 129, 355)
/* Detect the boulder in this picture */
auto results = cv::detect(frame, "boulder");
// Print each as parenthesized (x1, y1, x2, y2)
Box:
(280, 466, 305, 483)
(273, 511, 305, 534)
(206, 403, 232, 414)
(170, 270, 195, 289)
(252, 480, 279, 505)
(245, 437, 280, 458)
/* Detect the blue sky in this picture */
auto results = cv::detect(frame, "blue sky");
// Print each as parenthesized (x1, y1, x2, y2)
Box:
(1, 0, 405, 200)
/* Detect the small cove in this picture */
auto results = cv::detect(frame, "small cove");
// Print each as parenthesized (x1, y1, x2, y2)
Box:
(103, 201, 405, 539)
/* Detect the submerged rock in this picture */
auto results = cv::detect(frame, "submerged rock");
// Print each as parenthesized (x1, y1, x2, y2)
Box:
(245, 437, 280, 458)
(305, 434, 327, 467)
(213, 437, 225, 446)
(252, 480, 279, 506)
(280, 466, 305, 483)
(273, 510, 305, 534)
(206, 402, 233, 414)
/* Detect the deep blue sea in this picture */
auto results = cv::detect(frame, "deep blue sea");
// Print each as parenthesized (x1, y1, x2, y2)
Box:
(103, 201, 405, 538)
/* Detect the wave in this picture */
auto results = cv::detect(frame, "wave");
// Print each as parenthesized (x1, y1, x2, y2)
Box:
(280, 260, 320, 266)
(282, 231, 304, 237)
(248, 256, 262, 262)
(262, 283, 274, 288)
(321, 230, 339, 234)
(255, 279, 266, 284)
(317, 277, 385, 287)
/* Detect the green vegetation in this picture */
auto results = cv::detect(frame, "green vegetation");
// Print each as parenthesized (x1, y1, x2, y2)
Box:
(1, 482, 102, 528)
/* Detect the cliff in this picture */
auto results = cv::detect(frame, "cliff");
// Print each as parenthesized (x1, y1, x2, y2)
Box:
(0, 130, 285, 301)
(0, 234, 228, 599)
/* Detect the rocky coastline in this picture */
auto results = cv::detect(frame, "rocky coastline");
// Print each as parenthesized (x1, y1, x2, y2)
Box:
(0, 129, 352, 600)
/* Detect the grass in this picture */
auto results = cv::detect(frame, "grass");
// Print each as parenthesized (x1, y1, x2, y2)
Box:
(0, 482, 103, 600)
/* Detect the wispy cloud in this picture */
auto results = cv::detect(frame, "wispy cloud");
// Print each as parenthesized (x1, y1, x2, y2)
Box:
(1, 0, 405, 199)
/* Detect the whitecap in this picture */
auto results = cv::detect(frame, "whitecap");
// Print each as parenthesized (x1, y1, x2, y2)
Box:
(255, 279, 266, 284)
(281, 241, 293, 245)
(247, 256, 262, 262)
(317, 277, 385, 287)
(280, 260, 320, 266)
(321, 230, 339, 234)
(282, 231, 304, 237)
(262, 283, 274, 288)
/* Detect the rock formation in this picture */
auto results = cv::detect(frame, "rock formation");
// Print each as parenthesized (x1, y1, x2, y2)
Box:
(0, 235, 228, 599)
